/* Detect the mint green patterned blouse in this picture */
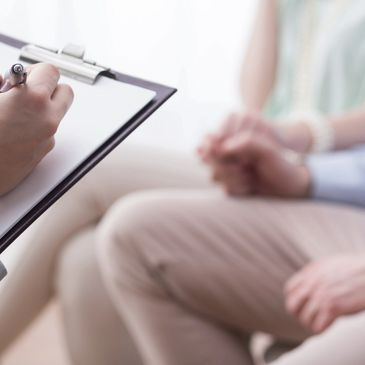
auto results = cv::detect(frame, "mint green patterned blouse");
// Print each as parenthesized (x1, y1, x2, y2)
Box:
(265, 0, 365, 119)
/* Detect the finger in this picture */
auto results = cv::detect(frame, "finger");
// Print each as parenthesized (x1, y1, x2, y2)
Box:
(285, 272, 306, 294)
(218, 112, 261, 139)
(285, 283, 313, 317)
(298, 296, 321, 329)
(51, 83, 74, 122)
(26, 63, 60, 97)
(198, 134, 221, 162)
(312, 311, 335, 334)
(220, 170, 255, 195)
(217, 133, 246, 162)
(285, 263, 322, 302)
(211, 162, 253, 186)
(218, 132, 260, 164)
(224, 179, 253, 196)
(285, 270, 323, 319)
(219, 170, 251, 186)
(211, 162, 242, 181)
(285, 265, 328, 319)
(285, 266, 314, 294)
(199, 134, 217, 159)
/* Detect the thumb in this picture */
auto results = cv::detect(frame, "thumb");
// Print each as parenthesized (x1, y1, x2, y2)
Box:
(219, 131, 269, 163)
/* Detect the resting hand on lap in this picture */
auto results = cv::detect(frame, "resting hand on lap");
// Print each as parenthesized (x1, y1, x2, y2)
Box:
(285, 255, 365, 334)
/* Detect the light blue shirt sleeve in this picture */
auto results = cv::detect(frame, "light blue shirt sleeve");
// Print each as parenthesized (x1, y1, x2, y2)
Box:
(307, 145, 365, 207)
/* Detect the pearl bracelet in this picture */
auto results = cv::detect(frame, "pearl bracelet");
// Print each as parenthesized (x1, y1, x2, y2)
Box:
(305, 114, 335, 153)
(287, 111, 335, 153)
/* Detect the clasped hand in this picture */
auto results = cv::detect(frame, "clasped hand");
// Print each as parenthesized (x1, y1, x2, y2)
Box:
(198, 112, 310, 198)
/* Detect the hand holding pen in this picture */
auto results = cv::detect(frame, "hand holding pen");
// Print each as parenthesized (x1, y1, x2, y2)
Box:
(0, 64, 28, 281)
(0, 63, 74, 196)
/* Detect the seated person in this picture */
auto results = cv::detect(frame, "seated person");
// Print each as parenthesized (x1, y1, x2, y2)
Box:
(97, 113, 365, 365)
(1, 0, 365, 364)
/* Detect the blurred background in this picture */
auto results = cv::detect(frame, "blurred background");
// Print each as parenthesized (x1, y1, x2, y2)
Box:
(0, 1, 258, 364)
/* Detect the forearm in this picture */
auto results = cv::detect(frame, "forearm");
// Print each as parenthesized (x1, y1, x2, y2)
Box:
(240, 0, 278, 111)
(277, 107, 365, 153)
(330, 107, 365, 149)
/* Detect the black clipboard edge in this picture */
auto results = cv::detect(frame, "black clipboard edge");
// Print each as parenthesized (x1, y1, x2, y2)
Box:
(0, 33, 177, 254)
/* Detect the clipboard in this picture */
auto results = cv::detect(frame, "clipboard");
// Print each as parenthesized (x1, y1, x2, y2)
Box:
(0, 33, 177, 255)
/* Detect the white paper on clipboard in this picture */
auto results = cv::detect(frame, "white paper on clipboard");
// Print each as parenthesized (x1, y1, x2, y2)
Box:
(0, 42, 156, 238)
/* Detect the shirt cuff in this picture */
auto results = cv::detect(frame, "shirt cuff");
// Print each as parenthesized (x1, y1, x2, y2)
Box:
(307, 148, 365, 206)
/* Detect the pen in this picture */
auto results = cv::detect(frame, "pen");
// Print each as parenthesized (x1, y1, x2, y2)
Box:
(0, 63, 27, 93)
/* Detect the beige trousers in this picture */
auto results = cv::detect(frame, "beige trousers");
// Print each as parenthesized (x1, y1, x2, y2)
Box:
(0, 145, 210, 364)
(97, 182, 365, 363)
(2, 143, 365, 364)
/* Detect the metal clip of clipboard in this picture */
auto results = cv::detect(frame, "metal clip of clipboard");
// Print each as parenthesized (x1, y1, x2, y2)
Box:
(19, 43, 111, 84)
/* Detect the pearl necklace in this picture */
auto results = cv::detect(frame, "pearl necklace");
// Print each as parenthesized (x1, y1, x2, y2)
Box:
(291, 0, 351, 118)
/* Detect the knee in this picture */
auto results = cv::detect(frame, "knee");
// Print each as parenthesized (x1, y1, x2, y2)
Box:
(96, 191, 181, 285)
(55, 228, 100, 309)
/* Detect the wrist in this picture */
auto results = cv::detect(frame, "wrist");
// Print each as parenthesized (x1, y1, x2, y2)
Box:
(305, 116, 335, 153)
(275, 122, 313, 153)
(276, 112, 336, 154)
